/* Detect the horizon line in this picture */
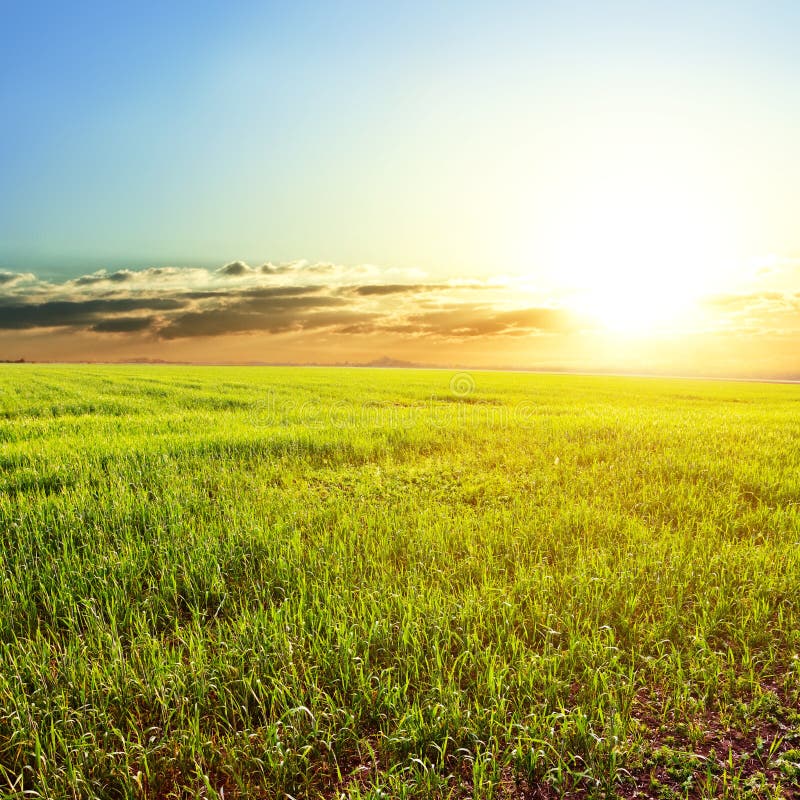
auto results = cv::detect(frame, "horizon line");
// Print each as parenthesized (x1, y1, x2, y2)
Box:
(2, 359, 799, 386)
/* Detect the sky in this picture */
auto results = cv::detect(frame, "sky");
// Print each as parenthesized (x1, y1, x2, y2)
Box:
(1, 0, 799, 375)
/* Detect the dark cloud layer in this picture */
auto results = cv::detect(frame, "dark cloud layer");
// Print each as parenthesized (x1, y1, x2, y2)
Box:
(0, 298, 184, 330)
(352, 284, 429, 296)
(91, 316, 156, 333)
(0, 262, 575, 342)
(159, 308, 378, 339)
(159, 293, 351, 338)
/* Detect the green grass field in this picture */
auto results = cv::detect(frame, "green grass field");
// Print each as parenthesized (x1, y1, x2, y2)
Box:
(0, 365, 798, 799)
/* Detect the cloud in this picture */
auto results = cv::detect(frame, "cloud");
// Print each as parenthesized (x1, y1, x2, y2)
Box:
(0, 271, 36, 287)
(177, 285, 328, 302)
(700, 290, 800, 336)
(218, 261, 329, 278)
(0, 261, 575, 343)
(91, 316, 156, 333)
(0, 297, 185, 330)
(158, 292, 350, 339)
(351, 284, 429, 296)
(74, 270, 136, 286)
(158, 307, 374, 339)
(704, 291, 788, 310)
(259, 261, 329, 275)
(405, 305, 574, 337)
(218, 261, 255, 277)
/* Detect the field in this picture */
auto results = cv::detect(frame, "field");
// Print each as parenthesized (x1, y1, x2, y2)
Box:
(0, 365, 799, 799)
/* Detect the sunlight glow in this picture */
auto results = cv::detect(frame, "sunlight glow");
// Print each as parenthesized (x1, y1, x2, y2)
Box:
(535, 159, 748, 335)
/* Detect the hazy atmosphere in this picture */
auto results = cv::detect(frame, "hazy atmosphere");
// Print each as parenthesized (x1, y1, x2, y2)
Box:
(3, 1, 799, 376)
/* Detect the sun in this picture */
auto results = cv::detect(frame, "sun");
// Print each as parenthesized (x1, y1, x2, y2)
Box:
(532, 162, 746, 335)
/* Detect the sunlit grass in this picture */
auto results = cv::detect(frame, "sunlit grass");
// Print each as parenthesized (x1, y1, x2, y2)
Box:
(0, 365, 798, 798)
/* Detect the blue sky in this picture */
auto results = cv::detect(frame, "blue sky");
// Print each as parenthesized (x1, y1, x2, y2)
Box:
(3, 0, 799, 280)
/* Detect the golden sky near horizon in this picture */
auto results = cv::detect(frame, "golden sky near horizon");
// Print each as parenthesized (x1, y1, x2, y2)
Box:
(1, 256, 799, 377)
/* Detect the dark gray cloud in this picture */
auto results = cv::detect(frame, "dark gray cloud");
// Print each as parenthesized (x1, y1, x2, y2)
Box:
(0, 298, 184, 330)
(157, 293, 351, 338)
(91, 316, 156, 333)
(218, 261, 254, 277)
(159, 307, 374, 339)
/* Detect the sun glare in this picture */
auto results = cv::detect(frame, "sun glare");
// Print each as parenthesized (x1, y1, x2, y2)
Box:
(535, 165, 746, 335)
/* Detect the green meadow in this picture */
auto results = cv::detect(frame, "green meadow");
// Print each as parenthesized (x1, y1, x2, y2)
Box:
(0, 365, 798, 799)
